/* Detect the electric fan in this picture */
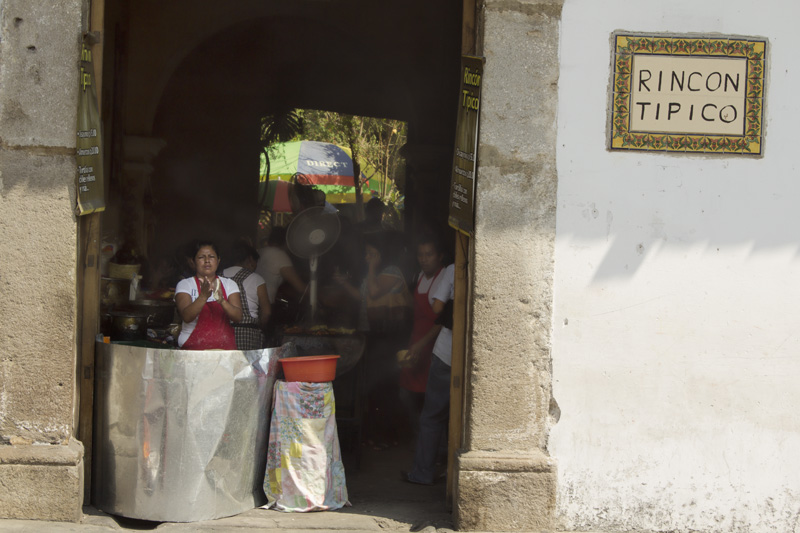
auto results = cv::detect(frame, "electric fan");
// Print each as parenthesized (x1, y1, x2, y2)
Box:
(285, 206, 341, 322)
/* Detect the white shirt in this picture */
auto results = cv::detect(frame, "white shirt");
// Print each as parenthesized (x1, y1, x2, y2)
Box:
(174, 276, 240, 347)
(255, 246, 294, 304)
(431, 264, 455, 365)
(416, 263, 454, 307)
(222, 266, 266, 319)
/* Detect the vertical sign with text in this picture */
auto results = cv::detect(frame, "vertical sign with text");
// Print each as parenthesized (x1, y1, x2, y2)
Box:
(448, 55, 484, 236)
(76, 42, 105, 215)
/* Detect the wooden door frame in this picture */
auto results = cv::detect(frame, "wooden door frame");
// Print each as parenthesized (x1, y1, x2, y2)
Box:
(77, 0, 105, 503)
(446, 0, 476, 506)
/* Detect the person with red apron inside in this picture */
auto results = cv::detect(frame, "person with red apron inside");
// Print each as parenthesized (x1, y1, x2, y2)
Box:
(175, 241, 243, 350)
(399, 234, 451, 435)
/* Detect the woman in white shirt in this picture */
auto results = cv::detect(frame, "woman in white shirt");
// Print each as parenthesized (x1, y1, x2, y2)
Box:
(174, 241, 242, 349)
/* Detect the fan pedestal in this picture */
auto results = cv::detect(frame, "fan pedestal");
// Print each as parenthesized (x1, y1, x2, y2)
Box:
(286, 206, 341, 326)
(309, 255, 319, 321)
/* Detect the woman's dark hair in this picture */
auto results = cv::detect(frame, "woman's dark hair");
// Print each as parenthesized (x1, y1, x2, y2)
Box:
(415, 231, 443, 255)
(268, 226, 288, 247)
(363, 230, 405, 270)
(229, 241, 259, 265)
(191, 240, 220, 258)
(364, 197, 385, 224)
(290, 173, 324, 212)
(363, 232, 389, 269)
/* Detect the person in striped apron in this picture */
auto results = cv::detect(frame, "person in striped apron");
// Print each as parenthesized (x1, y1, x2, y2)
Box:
(223, 241, 271, 350)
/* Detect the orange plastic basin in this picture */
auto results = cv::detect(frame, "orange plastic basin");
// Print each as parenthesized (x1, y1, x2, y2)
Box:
(279, 355, 340, 382)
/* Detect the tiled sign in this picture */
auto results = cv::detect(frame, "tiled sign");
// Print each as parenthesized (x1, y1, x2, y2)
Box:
(610, 34, 766, 155)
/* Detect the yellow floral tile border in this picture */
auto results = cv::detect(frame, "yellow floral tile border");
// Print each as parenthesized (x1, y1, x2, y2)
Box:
(610, 34, 767, 155)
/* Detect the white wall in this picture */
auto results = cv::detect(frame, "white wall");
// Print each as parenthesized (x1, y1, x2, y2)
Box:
(551, 1, 800, 531)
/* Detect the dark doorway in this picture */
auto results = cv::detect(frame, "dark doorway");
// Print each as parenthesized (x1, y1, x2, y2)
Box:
(97, 0, 463, 525)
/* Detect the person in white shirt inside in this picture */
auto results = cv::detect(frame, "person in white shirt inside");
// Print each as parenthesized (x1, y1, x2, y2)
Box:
(222, 241, 270, 350)
(403, 259, 455, 485)
(256, 227, 308, 305)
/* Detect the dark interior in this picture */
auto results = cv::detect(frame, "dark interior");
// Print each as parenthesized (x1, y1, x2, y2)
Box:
(97, 0, 465, 523)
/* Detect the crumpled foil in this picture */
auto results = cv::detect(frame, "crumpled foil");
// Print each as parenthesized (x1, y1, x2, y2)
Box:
(93, 342, 293, 522)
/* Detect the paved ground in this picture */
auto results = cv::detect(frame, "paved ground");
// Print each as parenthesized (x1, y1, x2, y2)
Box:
(0, 443, 460, 533)
(0, 444, 609, 532)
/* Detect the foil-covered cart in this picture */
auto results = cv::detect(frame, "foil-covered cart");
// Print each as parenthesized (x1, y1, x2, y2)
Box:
(93, 341, 292, 522)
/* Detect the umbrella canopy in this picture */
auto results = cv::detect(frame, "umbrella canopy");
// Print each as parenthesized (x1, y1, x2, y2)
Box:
(262, 179, 292, 212)
(259, 140, 381, 204)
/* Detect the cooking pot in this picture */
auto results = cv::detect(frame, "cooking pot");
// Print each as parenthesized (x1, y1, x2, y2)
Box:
(122, 300, 176, 328)
(105, 310, 151, 341)
(101, 277, 131, 307)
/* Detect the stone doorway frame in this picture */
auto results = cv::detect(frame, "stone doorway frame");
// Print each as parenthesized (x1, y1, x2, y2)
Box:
(451, 1, 562, 531)
(73, 1, 565, 531)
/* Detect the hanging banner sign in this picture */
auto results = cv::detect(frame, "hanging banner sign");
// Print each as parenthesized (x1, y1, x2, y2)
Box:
(448, 55, 484, 236)
(76, 41, 105, 215)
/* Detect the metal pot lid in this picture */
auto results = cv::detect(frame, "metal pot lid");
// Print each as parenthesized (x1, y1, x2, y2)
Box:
(108, 310, 149, 318)
(128, 299, 174, 307)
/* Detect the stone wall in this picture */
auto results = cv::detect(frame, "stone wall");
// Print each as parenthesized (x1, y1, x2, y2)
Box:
(455, 1, 563, 530)
(0, 0, 86, 521)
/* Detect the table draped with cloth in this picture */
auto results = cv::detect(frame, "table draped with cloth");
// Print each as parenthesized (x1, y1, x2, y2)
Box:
(263, 380, 348, 512)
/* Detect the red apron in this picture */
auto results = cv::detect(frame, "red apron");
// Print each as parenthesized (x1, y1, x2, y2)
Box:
(182, 277, 237, 350)
(399, 268, 443, 393)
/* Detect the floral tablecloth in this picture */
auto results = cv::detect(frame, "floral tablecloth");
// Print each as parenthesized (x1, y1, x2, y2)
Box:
(263, 380, 348, 512)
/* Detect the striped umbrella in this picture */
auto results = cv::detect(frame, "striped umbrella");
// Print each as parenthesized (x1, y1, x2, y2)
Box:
(259, 140, 380, 206)
(261, 179, 292, 212)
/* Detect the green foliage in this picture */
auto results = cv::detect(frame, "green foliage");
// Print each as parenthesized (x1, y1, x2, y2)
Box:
(300, 109, 407, 201)
(260, 109, 303, 146)
(258, 109, 304, 208)
(258, 108, 407, 220)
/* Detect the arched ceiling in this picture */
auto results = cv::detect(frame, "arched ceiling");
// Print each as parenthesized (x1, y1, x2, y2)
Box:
(117, 0, 463, 142)
(106, 0, 462, 259)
